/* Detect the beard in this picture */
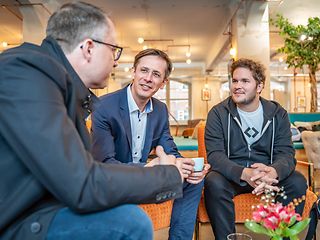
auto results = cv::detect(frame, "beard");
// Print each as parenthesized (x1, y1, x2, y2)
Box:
(232, 91, 258, 106)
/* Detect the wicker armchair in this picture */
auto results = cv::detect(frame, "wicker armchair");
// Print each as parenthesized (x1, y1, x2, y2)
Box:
(196, 124, 318, 240)
(139, 201, 173, 231)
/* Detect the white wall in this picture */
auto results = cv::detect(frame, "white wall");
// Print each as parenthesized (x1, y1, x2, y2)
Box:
(191, 78, 223, 119)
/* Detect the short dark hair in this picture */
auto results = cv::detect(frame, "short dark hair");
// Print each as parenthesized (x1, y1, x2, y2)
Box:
(133, 48, 173, 79)
(46, 2, 109, 53)
(231, 58, 266, 86)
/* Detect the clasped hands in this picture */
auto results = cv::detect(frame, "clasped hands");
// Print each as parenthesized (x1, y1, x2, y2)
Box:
(241, 163, 280, 195)
(146, 145, 210, 184)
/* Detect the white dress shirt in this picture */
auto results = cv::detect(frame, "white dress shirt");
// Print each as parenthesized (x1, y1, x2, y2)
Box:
(127, 85, 153, 163)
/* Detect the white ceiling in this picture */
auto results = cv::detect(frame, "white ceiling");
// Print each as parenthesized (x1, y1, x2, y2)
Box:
(0, 0, 319, 81)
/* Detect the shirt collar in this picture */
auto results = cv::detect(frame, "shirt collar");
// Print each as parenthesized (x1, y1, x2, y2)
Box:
(127, 84, 153, 114)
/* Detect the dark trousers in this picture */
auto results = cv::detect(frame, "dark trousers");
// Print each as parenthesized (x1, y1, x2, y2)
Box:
(204, 170, 307, 240)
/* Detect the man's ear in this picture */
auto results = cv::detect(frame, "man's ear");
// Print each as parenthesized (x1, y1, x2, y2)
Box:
(257, 82, 264, 94)
(160, 78, 168, 89)
(80, 39, 94, 61)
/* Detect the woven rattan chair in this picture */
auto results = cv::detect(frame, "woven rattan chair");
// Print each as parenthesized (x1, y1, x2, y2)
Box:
(139, 201, 173, 231)
(196, 124, 318, 240)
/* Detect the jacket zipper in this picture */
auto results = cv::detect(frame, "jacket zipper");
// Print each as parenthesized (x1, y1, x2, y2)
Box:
(234, 116, 251, 167)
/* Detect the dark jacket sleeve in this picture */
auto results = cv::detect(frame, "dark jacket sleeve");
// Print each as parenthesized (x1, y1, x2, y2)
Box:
(205, 108, 245, 184)
(0, 53, 183, 213)
(270, 110, 296, 181)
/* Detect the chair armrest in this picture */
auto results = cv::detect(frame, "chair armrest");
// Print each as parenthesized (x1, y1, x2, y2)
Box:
(182, 128, 194, 138)
(297, 160, 314, 191)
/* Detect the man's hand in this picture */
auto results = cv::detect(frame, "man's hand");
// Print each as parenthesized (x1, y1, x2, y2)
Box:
(252, 181, 280, 195)
(144, 158, 159, 167)
(240, 167, 264, 188)
(156, 146, 176, 165)
(177, 158, 195, 179)
(154, 146, 184, 182)
(249, 163, 279, 195)
(250, 164, 278, 186)
(186, 163, 211, 184)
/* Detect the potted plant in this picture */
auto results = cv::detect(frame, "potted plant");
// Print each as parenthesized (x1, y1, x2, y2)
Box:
(272, 15, 320, 112)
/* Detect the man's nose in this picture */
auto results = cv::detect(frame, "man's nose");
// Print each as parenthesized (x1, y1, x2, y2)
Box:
(145, 72, 153, 81)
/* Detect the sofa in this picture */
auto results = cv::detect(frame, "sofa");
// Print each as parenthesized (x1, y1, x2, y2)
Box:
(288, 112, 320, 150)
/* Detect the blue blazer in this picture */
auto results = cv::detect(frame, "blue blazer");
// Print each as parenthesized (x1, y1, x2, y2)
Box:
(92, 87, 182, 164)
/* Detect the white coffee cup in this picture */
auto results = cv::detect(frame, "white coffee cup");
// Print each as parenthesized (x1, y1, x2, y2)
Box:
(192, 157, 204, 172)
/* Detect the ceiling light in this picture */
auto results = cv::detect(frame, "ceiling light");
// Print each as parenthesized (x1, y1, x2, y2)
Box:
(124, 67, 130, 72)
(2, 42, 8, 47)
(204, 84, 209, 88)
(229, 47, 236, 57)
(186, 51, 191, 57)
(138, 37, 144, 44)
(143, 45, 148, 50)
(186, 59, 191, 64)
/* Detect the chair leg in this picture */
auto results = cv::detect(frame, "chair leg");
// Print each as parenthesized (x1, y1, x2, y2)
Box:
(194, 220, 200, 240)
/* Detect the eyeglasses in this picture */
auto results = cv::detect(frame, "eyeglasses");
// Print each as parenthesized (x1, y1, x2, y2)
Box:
(92, 39, 123, 61)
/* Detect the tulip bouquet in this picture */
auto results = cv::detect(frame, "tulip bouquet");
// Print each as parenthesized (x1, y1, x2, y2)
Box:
(245, 188, 310, 240)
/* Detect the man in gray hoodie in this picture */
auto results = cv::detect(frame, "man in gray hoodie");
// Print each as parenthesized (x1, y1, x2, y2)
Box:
(204, 58, 307, 239)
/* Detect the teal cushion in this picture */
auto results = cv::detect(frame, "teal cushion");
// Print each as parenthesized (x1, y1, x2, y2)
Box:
(173, 136, 198, 151)
(293, 142, 304, 149)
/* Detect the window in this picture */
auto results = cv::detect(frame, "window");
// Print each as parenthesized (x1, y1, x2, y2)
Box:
(153, 80, 191, 122)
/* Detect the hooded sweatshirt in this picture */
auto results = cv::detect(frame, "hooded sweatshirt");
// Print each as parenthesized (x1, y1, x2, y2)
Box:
(205, 96, 296, 185)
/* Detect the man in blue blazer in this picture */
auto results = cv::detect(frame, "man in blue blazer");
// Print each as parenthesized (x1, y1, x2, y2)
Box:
(92, 48, 210, 240)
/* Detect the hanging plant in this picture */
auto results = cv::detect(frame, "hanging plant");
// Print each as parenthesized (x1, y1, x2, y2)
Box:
(272, 15, 320, 112)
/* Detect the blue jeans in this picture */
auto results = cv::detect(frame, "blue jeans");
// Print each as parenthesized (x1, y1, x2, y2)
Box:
(46, 204, 153, 240)
(169, 180, 204, 240)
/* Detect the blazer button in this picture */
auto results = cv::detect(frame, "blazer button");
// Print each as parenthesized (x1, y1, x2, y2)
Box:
(30, 222, 41, 233)
(156, 194, 162, 201)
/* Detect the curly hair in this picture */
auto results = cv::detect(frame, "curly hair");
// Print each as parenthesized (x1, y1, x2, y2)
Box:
(230, 58, 266, 86)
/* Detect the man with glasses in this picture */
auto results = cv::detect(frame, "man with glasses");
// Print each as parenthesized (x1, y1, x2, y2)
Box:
(90, 39, 123, 61)
(91, 48, 210, 240)
(0, 2, 184, 240)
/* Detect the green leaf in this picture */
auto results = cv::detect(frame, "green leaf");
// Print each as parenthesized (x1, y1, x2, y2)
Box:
(290, 218, 311, 233)
(245, 221, 272, 236)
(282, 218, 310, 237)
(271, 236, 282, 240)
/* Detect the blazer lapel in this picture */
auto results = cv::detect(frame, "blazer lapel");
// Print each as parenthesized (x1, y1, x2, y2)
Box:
(120, 88, 132, 149)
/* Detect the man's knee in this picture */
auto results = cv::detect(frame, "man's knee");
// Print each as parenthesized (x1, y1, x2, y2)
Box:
(205, 171, 230, 195)
(281, 171, 307, 196)
(99, 205, 153, 240)
(183, 179, 204, 195)
(124, 205, 153, 238)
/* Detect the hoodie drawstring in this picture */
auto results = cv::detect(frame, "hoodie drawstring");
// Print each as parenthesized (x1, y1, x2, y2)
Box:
(227, 113, 230, 158)
(270, 117, 275, 164)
